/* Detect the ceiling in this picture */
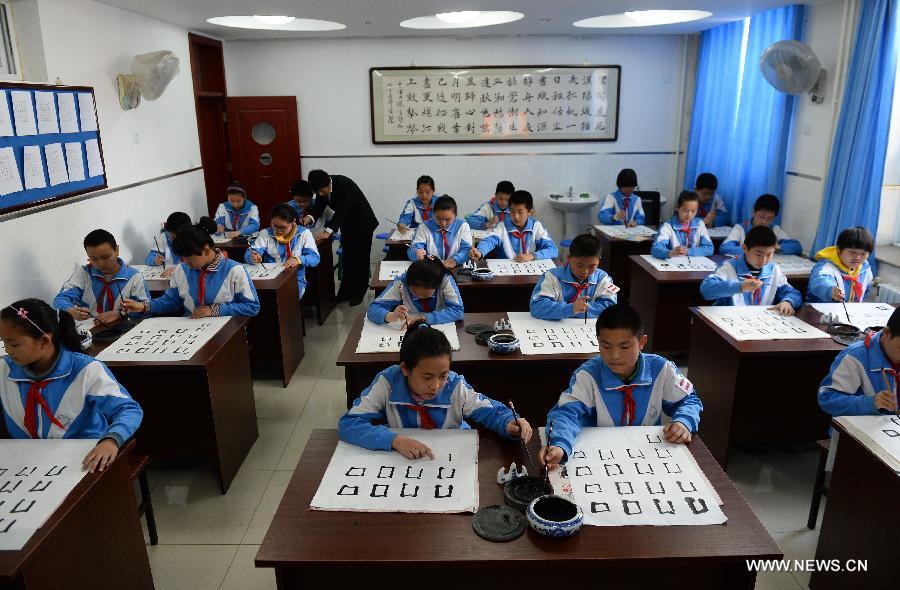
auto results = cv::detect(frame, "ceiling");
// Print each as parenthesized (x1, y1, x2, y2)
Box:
(94, 0, 813, 41)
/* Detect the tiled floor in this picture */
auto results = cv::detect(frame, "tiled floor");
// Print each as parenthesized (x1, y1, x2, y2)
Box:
(143, 293, 823, 590)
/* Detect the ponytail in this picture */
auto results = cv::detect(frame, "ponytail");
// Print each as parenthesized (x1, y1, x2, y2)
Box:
(399, 319, 452, 369)
(1, 298, 83, 351)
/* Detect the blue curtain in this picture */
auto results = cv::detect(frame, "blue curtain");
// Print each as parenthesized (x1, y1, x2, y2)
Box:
(811, 0, 899, 270)
(684, 5, 805, 226)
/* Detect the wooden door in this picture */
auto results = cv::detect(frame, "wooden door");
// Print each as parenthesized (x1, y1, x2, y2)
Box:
(225, 97, 301, 226)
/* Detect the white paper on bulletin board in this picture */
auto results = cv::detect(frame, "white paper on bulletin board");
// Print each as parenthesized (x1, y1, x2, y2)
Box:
(370, 66, 621, 143)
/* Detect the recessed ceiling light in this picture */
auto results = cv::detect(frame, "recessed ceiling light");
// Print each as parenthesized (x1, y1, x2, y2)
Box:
(253, 15, 295, 26)
(574, 10, 712, 28)
(400, 11, 523, 29)
(207, 16, 346, 31)
(436, 11, 481, 24)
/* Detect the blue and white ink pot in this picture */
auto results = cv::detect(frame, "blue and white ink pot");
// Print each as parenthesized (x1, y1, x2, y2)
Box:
(487, 333, 519, 354)
(471, 268, 494, 281)
(526, 495, 583, 538)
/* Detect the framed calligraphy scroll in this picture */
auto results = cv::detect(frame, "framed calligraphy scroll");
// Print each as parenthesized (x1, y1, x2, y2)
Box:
(370, 65, 621, 144)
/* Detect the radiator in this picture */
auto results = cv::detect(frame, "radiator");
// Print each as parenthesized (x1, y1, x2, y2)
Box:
(875, 282, 900, 304)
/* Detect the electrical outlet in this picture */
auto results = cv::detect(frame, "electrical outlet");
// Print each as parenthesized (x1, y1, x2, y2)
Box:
(132, 132, 141, 144)
(803, 123, 813, 136)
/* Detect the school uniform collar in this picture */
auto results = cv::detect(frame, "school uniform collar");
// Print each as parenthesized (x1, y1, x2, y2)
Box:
(414, 195, 436, 210)
(489, 198, 509, 215)
(504, 216, 535, 233)
(614, 190, 633, 204)
(424, 218, 461, 233)
(87, 258, 130, 281)
(401, 277, 438, 306)
(864, 331, 893, 372)
(598, 354, 652, 390)
(668, 215, 702, 231)
(204, 250, 226, 272)
(225, 201, 253, 215)
(560, 264, 599, 287)
(6, 347, 74, 383)
(734, 256, 774, 282)
(387, 368, 453, 408)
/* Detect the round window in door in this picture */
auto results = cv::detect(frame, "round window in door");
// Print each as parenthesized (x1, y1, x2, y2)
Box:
(251, 121, 276, 145)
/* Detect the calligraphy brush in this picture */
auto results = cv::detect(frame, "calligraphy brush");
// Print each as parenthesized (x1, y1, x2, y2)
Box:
(882, 369, 899, 418)
(153, 235, 164, 267)
(507, 400, 534, 472)
(543, 421, 554, 485)
(86, 309, 109, 327)
(834, 277, 851, 324)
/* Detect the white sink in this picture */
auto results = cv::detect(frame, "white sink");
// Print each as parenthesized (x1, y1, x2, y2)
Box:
(549, 192, 601, 239)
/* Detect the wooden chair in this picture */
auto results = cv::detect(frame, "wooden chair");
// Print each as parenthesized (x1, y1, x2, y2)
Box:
(806, 438, 831, 529)
(130, 454, 159, 545)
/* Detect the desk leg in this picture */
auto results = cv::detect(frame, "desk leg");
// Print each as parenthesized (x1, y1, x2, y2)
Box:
(811, 434, 898, 588)
(207, 328, 259, 493)
(689, 319, 741, 467)
(14, 450, 154, 590)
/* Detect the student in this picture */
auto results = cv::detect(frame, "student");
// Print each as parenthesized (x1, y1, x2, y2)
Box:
(720, 194, 802, 256)
(818, 307, 900, 417)
(471, 190, 558, 261)
(700, 225, 802, 315)
(214, 181, 260, 238)
(807, 227, 874, 304)
(245, 204, 320, 299)
(397, 175, 438, 234)
(408, 195, 473, 269)
(287, 179, 318, 227)
(530, 234, 619, 320)
(338, 320, 533, 458)
(694, 172, 728, 227)
(0, 298, 144, 472)
(597, 169, 644, 227)
(309, 169, 378, 306)
(541, 303, 702, 467)
(122, 221, 260, 318)
(54, 229, 150, 326)
(145, 211, 192, 275)
(368, 257, 464, 326)
(466, 180, 515, 230)
(651, 191, 714, 260)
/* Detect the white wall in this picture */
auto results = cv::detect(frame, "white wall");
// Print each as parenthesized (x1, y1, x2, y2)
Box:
(0, 0, 205, 305)
(782, 0, 853, 254)
(224, 35, 691, 252)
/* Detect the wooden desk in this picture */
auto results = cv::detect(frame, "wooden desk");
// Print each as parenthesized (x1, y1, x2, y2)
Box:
(216, 237, 251, 261)
(0, 441, 154, 590)
(810, 419, 898, 588)
(630, 255, 811, 354)
(591, 227, 654, 301)
(369, 260, 554, 314)
(302, 238, 336, 325)
(384, 239, 410, 261)
(255, 430, 781, 589)
(146, 267, 305, 387)
(92, 317, 258, 493)
(337, 312, 596, 421)
(687, 305, 841, 467)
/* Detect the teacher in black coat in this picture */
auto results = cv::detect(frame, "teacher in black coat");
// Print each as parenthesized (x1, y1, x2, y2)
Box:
(309, 169, 378, 306)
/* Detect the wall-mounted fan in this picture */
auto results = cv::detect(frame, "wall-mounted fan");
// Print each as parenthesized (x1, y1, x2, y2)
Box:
(760, 40, 826, 104)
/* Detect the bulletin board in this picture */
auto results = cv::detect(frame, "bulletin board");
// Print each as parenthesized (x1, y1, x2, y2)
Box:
(0, 82, 107, 216)
(370, 65, 621, 144)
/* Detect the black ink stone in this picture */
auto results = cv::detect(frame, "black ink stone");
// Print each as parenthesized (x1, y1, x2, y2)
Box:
(504, 476, 553, 512)
(472, 505, 526, 542)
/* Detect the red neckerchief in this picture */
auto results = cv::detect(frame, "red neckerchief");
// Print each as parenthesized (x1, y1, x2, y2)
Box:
(511, 228, 528, 254)
(841, 273, 863, 302)
(439, 229, 450, 259)
(491, 198, 507, 222)
(97, 277, 116, 312)
(568, 277, 591, 303)
(197, 268, 208, 306)
(419, 296, 433, 312)
(623, 195, 630, 220)
(698, 202, 708, 218)
(24, 380, 66, 438)
(619, 385, 637, 426)
(679, 222, 692, 248)
(403, 404, 437, 429)
(420, 201, 432, 221)
(231, 212, 241, 230)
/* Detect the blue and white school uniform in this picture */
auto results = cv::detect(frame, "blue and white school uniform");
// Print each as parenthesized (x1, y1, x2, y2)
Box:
(148, 252, 260, 317)
(407, 219, 473, 265)
(476, 217, 559, 260)
(1, 348, 143, 445)
(719, 221, 803, 256)
(807, 254, 873, 304)
(398, 195, 438, 229)
(145, 232, 180, 266)
(214, 200, 261, 236)
(651, 216, 714, 260)
(546, 355, 703, 459)
(53, 259, 149, 317)
(367, 272, 464, 325)
(466, 198, 511, 230)
(699, 256, 802, 308)
(697, 192, 729, 226)
(530, 265, 618, 320)
(244, 227, 320, 299)
(285, 198, 321, 225)
(597, 190, 645, 226)
(339, 365, 515, 451)
(819, 331, 896, 417)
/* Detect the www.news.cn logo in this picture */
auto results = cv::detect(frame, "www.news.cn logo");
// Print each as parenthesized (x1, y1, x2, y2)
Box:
(747, 559, 868, 573)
